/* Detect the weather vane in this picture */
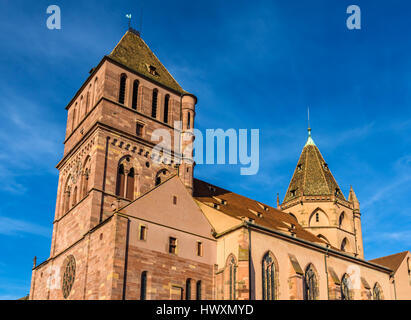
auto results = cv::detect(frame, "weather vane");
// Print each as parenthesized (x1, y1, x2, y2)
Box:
(126, 14, 132, 28)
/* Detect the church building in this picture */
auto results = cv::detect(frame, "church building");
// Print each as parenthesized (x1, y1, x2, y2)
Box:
(29, 29, 411, 300)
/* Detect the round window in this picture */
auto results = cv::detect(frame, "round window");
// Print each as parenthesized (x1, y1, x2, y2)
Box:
(62, 255, 76, 299)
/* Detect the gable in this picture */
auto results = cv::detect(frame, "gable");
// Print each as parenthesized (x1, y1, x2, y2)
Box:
(121, 176, 213, 239)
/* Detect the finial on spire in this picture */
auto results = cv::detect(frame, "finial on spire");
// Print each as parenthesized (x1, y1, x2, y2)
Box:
(305, 107, 316, 146)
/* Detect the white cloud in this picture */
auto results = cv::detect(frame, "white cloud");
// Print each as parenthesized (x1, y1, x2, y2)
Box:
(0, 216, 51, 238)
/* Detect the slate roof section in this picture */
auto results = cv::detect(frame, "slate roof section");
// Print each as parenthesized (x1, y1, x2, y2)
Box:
(369, 251, 409, 272)
(109, 28, 185, 94)
(283, 130, 346, 203)
(193, 178, 331, 246)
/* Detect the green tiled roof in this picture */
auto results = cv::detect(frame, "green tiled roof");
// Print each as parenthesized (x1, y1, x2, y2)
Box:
(283, 131, 345, 203)
(109, 29, 185, 94)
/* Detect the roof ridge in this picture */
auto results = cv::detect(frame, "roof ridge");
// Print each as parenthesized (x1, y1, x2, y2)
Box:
(136, 34, 185, 92)
(370, 250, 409, 261)
(312, 145, 332, 195)
(193, 178, 280, 213)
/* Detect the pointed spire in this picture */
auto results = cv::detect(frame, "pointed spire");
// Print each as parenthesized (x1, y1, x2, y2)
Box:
(283, 123, 345, 204)
(349, 185, 360, 210)
(276, 193, 280, 208)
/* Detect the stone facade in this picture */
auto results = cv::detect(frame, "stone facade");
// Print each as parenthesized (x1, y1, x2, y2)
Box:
(29, 29, 411, 300)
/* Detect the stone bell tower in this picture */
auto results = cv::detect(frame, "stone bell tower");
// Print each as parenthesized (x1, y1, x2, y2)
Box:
(280, 127, 364, 258)
(30, 29, 198, 299)
(48, 28, 197, 256)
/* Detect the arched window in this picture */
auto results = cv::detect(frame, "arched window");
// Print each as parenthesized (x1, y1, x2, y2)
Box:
(119, 73, 127, 104)
(93, 77, 98, 105)
(339, 212, 344, 227)
(116, 158, 135, 200)
(72, 186, 78, 207)
(373, 283, 382, 300)
(196, 280, 202, 300)
(304, 264, 318, 300)
(315, 212, 319, 222)
(187, 112, 191, 129)
(228, 256, 236, 300)
(341, 274, 351, 300)
(163, 94, 170, 123)
(79, 96, 84, 117)
(81, 157, 91, 199)
(151, 89, 158, 118)
(63, 184, 71, 213)
(126, 167, 135, 200)
(115, 163, 125, 197)
(185, 279, 191, 300)
(72, 107, 77, 131)
(140, 271, 147, 300)
(85, 91, 90, 114)
(81, 168, 89, 198)
(131, 80, 139, 110)
(341, 238, 348, 252)
(262, 252, 276, 300)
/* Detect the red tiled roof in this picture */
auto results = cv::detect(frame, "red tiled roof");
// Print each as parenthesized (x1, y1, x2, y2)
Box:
(193, 178, 333, 247)
(369, 251, 409, 272)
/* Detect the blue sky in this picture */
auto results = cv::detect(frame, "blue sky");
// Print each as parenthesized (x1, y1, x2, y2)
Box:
(0, 0, 410, 299)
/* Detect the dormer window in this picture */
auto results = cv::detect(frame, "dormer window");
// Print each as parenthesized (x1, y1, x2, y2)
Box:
(297, 164, 303, 171)
(335, 188, 341, 196)
(148, 65, 158, 76)
(323, 163, 329, 170)
(257, 202, 269, 211)
(290, 189, 297, 197)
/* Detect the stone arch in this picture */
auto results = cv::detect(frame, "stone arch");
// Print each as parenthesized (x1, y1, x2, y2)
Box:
(93, 77, 98, 105)
(85, 84, 92, 114)
(71, 105, 77, 131)
(115, 155, 139, 200)
(79, 95, 84, 118)
(80, 156, 91, 199)
(261, 251, 279, 300)
(338, 211, 351, 230)
(62, 174, 72, 215)
(118, 73, 127, 104)
(317, 234, 330, 244)
(340, 237, 351, 253)
(154, 168, 172, 186)
(309, 208, 330, 227)
(303, 263, 320, 300)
